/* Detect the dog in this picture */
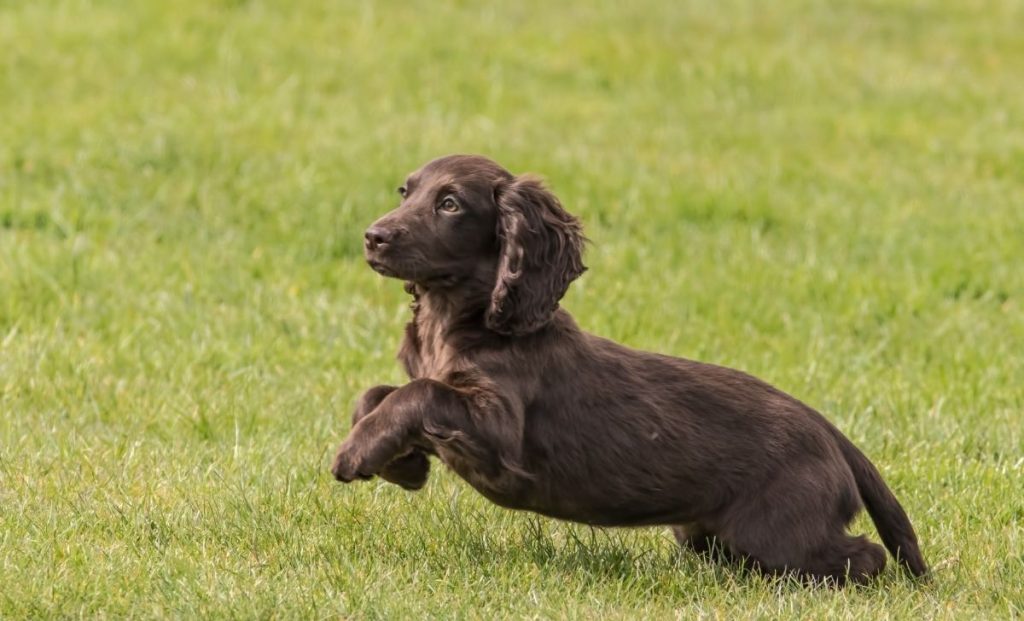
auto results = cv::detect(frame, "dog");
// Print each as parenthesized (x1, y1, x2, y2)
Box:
(331, 154, 927, 584)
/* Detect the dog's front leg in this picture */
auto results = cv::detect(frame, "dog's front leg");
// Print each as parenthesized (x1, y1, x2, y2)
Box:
(331, 379, 467, 484)
(347, 384, 431, 490)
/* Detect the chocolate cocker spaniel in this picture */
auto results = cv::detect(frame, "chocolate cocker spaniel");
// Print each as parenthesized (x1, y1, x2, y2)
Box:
(331, 154, 927, 585)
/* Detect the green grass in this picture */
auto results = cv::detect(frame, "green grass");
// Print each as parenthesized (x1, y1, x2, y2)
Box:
(2, 0, 1023, 617)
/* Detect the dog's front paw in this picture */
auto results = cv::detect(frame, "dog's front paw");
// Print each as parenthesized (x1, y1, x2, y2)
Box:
(379, 450, 431, 491)
(330, 442, 375, 483)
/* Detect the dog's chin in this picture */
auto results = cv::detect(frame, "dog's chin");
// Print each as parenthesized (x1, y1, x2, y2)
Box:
(366, 259, 458, 288)
(367, 259, 400, 278)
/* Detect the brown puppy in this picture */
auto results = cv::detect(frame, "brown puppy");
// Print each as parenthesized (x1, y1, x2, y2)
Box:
(331, 154, 927, 585)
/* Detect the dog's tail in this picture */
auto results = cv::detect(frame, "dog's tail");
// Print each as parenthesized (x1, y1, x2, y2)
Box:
(829, 425, 928, 578)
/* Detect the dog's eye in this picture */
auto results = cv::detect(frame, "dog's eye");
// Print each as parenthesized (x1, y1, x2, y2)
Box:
(397, 187, 408, 198)
(438, 196, 460, 213)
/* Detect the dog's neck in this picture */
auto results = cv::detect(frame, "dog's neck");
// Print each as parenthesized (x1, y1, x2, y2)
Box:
(398, 276, 497, 379)
(406, 278, 489, 330)
(404, 258, 499, 329)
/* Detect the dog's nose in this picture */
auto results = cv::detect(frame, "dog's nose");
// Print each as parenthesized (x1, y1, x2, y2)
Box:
(364, 226, 399, 251)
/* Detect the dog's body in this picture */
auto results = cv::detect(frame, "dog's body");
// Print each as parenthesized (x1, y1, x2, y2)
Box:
(332, 155, 927, 584)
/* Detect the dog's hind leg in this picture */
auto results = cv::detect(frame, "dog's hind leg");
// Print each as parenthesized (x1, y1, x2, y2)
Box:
(716, 460, 886, 585)
(672, 524, 738, 565)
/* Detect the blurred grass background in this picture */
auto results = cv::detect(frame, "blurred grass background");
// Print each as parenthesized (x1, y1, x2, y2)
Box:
(1, 0, 1022, 617)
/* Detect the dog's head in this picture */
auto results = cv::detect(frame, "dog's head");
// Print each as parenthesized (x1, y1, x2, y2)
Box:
(364, 154, 586, 336)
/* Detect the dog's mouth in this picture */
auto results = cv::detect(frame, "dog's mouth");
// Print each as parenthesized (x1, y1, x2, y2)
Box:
(367, 259, 399, 278)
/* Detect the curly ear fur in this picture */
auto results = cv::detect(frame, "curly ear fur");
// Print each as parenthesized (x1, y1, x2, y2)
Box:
(486, 175, 586, 336)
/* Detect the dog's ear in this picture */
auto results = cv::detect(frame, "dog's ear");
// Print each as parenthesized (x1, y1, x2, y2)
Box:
(486, 175, 586, 336)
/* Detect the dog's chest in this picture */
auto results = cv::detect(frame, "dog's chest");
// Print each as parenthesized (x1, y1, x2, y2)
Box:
(399, 314, 459, 381)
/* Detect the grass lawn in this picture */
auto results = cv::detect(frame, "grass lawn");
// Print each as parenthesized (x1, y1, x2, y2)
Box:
(2, 0, 1023, 617)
